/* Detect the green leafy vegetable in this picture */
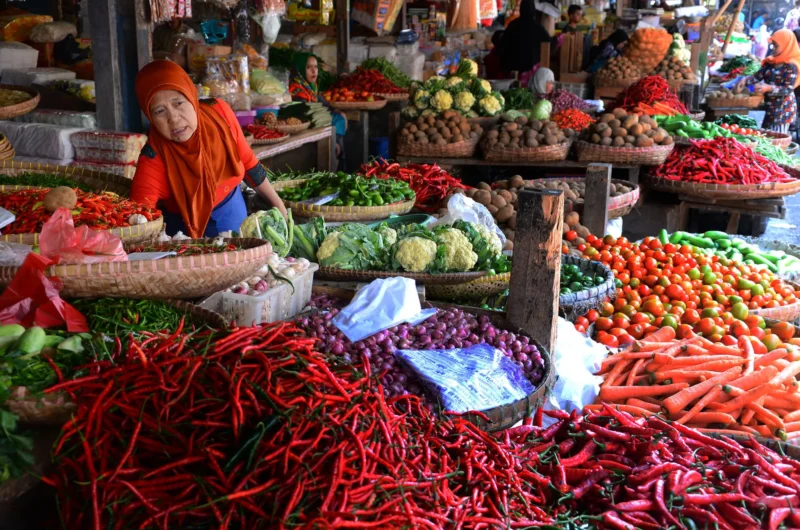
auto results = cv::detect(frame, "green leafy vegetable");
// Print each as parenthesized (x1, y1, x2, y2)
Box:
(0, 173, 96, 192)
(0, 410, 33, 484)
(317, 223, 392, 270)
(502, 88, 536, 110)
(291, 217, 326, 262)
(238, 208, 294, 257)
(360, 57, 412, 88)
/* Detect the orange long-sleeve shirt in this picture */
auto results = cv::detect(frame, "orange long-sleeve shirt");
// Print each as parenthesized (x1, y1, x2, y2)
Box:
(131, 98, 267, 213)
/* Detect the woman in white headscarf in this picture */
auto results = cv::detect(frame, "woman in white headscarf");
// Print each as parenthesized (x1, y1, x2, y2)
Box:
(529, 67, 555, 96)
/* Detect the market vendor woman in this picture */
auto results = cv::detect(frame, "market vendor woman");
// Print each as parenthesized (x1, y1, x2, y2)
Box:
(738, 28, 800, 132)
(131, 60, 286, 238)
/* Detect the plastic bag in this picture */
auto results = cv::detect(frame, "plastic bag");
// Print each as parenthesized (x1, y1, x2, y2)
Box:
(332, 277, 436, 342)
(251, 68, 287, 95)
(541, 318, 605, 425)
(754, 26, 770, 60)
(39, 207, 128, 265)
(395, 344, 534, 413)
(0, 242, 32, 267)
(0, 253, 88, 332)
(433, 193, 506, 247)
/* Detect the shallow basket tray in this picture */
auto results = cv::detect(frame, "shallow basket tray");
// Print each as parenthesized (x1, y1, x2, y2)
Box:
(706, 95, 763, 109)
(373, 92, 409, 102)
(273, 121, 311, 135)
(646, 171, 800, 200)
(559, 256, 616, 313)
(329, 97, 387, 111)
(1, 215, 163, 246)
(316, 267, 489, 285)
(0, 84, 40, 120)
(787, 142, 799, 156)
(592, 76, 640, 88)
(424, 302, 555, 432)
(426, 272, 511, 300)
(0, 238, 272, 299)
(397, 136, 479, 158)
(0, 160, 134, 196)
(689, 110, 706, 121)
(749, 279, 800, 322)
(285, 197, 414, 222)
(575, 140, 675, 165)
(481, 140, 570, 163)
(760, 129, 792, 149)
(553, 177, 640, 219)
(251, 134, 289, 145)
(270, 178, 309, 192)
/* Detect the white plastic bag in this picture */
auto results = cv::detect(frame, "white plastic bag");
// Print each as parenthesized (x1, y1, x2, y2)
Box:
(0, 243, 32, 267)
(433, 194, 506, 247)
(332, 277, 436, 342)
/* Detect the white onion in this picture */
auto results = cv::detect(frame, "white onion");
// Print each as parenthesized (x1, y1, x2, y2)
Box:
(281, 268, 296, 279)
(246, 276, 262, 287)
(128, 214, 148, 225)
(157, 231, 171, 243)
(173, 231, 191, 241)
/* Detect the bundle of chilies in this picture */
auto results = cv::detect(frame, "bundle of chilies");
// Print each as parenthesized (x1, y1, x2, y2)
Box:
(360, 159, 467, 212)
(652, 136, 795, 185)
(43, 321, 800, 529)
(334, 67, 407, 95)
(244, 124, 287, 140)
(611, 75, 688, 115)
(550, 108, 595, 131)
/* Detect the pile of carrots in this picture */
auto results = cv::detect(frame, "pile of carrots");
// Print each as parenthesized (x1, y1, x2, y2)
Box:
(593, 325, 800, 440)
(630, 101, 683, 116)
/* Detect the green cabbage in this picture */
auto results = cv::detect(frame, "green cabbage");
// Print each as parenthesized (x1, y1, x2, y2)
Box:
(531, 99, 552, 121)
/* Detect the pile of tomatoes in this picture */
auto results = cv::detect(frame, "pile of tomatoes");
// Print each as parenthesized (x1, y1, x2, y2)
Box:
(571, 234, 800, 349)
(322, 87, 378, 103)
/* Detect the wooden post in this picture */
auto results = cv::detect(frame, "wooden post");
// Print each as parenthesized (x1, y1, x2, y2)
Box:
(539, 42, 550, 70)
(721, 0, 745, 57)
(506, 189, 564, 357)
(134, 0, 152, 70)
(707, 0, 734, 28)
(89, 0, 124, 130)
(388, 111, 400, 160)
(336, 0, 349, 74)
(582, 164, 611, 237)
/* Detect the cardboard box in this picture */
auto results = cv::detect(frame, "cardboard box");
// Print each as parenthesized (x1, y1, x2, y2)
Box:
(186, 42, 231, 74)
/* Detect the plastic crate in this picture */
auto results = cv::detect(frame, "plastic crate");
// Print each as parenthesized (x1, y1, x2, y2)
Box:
(198, 264, 318, 326)
(555, 82, 590, 100)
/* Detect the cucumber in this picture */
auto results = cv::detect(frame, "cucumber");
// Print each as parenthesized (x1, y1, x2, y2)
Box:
(703, 230, 730, 241)
(683, 234, 715, 249)
(0, 324, 24, 338)
(57, 336, 84, 354)
(658, 229, 669, 245)
(731, 238, 749, 250)
(749, 254, 778, 272)
(42, 335, 64, 348)
(669, 231, 685, 244)
(760, 252, 782, 265)
(716, 239, 732, 250)
(14, 326, 46, 356)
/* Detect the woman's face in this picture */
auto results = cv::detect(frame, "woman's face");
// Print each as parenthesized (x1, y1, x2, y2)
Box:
(773, 39, 785, 55)
(305, 57, 319, 84)
(149, 89, 197, 143)
(546, 80, 555, 93)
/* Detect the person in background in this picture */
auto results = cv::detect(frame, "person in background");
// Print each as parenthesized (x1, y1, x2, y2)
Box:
(564, 5, 583, 32)
(586, 29, 628, 73)
(786, 0, 800, 31)
(499, 0, 553, 75)
(738, 28, 800, 132)
(752, 10, 769, 31)
(529, 67, 555, 97)
(131, 61, 286, 238)
(289, 53, 346, 166)
(484, 30, 509, 79)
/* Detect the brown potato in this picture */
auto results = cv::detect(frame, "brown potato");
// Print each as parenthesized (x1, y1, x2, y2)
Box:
(474, 190, 492, 205)
(496, 204, 514, 223)
(564, 211, 580, 227)
(478, 181, 491, 190)
(492, 194, 507, 208)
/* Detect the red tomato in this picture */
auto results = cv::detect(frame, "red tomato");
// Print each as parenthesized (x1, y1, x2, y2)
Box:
(598, 334, 619, 348)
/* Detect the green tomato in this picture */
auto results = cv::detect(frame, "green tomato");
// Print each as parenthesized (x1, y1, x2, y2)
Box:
(731, 302, 749, 321)
(688, 268, 702, 281)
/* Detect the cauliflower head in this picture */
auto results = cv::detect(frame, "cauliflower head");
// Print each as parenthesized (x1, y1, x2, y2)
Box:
(454, 91, 476, 112)
(413, 89, 431, 109)
(431, 90, 454, 112)
(316, 232, 341, 262)
(427, 75, 445, 82)
(474, 223, 503, 255)
(438, 228, 478, 271)
(403, 104, 420, 118)
(377, 225, 397, 246)
(394, 237, 438, 272)
(478, 95, 502, 117)
(462, 59, 479, 77)
(445, 76, 465, 91)
(472, 78, 492, 96)
(492, 91, 505, 108)
(420, 109, 437, 118)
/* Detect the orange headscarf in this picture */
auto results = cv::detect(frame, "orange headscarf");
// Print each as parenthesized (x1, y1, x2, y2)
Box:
(135, 60, 243, 237)
(763, 29, 800, 88)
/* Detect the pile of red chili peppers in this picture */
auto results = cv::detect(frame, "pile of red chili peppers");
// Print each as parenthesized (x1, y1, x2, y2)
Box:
(127, 243, 241, 256)
(653, 137, 795, 185)
(244, 124, 288, 140)
(360, 160, 467, 212)
(551, 109, 595, 131)
(0, 188, 159, 234)
(44, 320, 800, 529)
(611, 75, 688, 115)
(334, 67, 407, 95)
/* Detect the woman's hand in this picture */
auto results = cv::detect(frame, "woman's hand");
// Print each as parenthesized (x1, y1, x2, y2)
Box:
(754, 82, 774, 94)
(255, 180, 289, 219)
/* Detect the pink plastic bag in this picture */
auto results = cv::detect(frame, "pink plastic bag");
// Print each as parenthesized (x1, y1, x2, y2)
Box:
(39, 207, 128, 265)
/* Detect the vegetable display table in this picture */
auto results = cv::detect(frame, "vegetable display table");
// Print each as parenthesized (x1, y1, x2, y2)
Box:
(252, 126, 335, 171)
(666, 195, 787, 236)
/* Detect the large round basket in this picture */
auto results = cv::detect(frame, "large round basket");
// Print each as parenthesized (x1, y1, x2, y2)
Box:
(706, 95, 763, 109)
(592, 76, 640, 88)
(0, 160, 134, 196)
(426, 302, 555, 432)
(329, 97, 387, 111)
(316, 267, 489, 285)
(426, 272, 511, 301)
(270, 178, 310, 192)
(0, 238, 272, 299)
(0, 84, 40, 120)
(646, 172, 800, 200)
(732, 236, 800, 282)
(374, 92, 409, 102)
(761, 129, 792, 149)
(689, 110, 706, 121)
(481, 140, 570, 163)
(563, 178, 640, 219)
(575, 140, 675, 165)
(467, 116, 501, 129)
(273, 121, 311, 135)
(559, 256, 616, 319)
(285, 197, 415, 222)
(397, 136, 479, 158)
(749, 279, 800, 322)
(787, 142, 798, 156)
(251, 133, 289, 145)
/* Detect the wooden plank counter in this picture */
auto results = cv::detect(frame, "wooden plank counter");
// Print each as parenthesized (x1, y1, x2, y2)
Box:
(252, 127, 335, 171)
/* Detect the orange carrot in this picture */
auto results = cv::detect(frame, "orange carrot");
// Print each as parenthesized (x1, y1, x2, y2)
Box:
(774, 361, 800, 386)
(602, 359, 632, 388)
(783, 421, 800, 433)
(584, 404, 657, 416)
(675, 386, 722, 424)
(626, 358, 646, 386)
(714, 382, 777, 414)
(753, 348, 788, 369)
(626, 398, 661, 412)
(658, 355, 743, 367)
(681, 359, 745, 372)
(633, 341, 677, 352)
(599, 382, 689, 401)
(725, 365, 778, 393)
(783, 410, 800, 423)
(642, 326, 676, 343)
(693, 338, 743, 355)
(661, 366, 742, 417)
(746, 402, 784, 430)
(654, 370, 718, 383)
(673, 411, 736, 425)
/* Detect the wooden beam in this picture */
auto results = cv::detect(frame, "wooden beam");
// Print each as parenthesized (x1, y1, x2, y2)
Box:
(539, 42, 550, 70)
(707, 0, 734, 28)
(134, 0, 152, 70)
(88, 0, 124, 130)
(721, 0, 745, 58)
(506, 189, 564, 358)
(336, 0, 349, 74)
(582, 164, 611, 237)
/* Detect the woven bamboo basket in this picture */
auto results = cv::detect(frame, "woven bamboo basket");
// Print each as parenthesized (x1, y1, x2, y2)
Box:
(706, 95, 763, 109)
(592, 76, 640, 88)
(749, 279, 800, 321)
(481, 140, 571, 163)
(559, 256, 616, 319)
(0, 160, 134, 196)
(426, 273, 511, 301)
(575, 140, 675, 165)
(646, 173, 800, 200)
(273, 121, 311, 135)
(329, 97, 387, 111)
(270, 178, 310, 192)
(557, 178, 640, 219)
(316, 267, 488, 285)
(374, 92, 409, 102)
(251, 134, 289, 145)
(0, 215, 163, 246)
(424, 302, 554, 432)
(397, 136, 479, 158)
(467, 116, 500, 129)
(689, 110, 706, 121)
(761, 129, 792, 149)
(0, 85, 40, 120)
(286, 197, 415, 222)
(787, 143, 798, 156)
(0, 238, 272, 299)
